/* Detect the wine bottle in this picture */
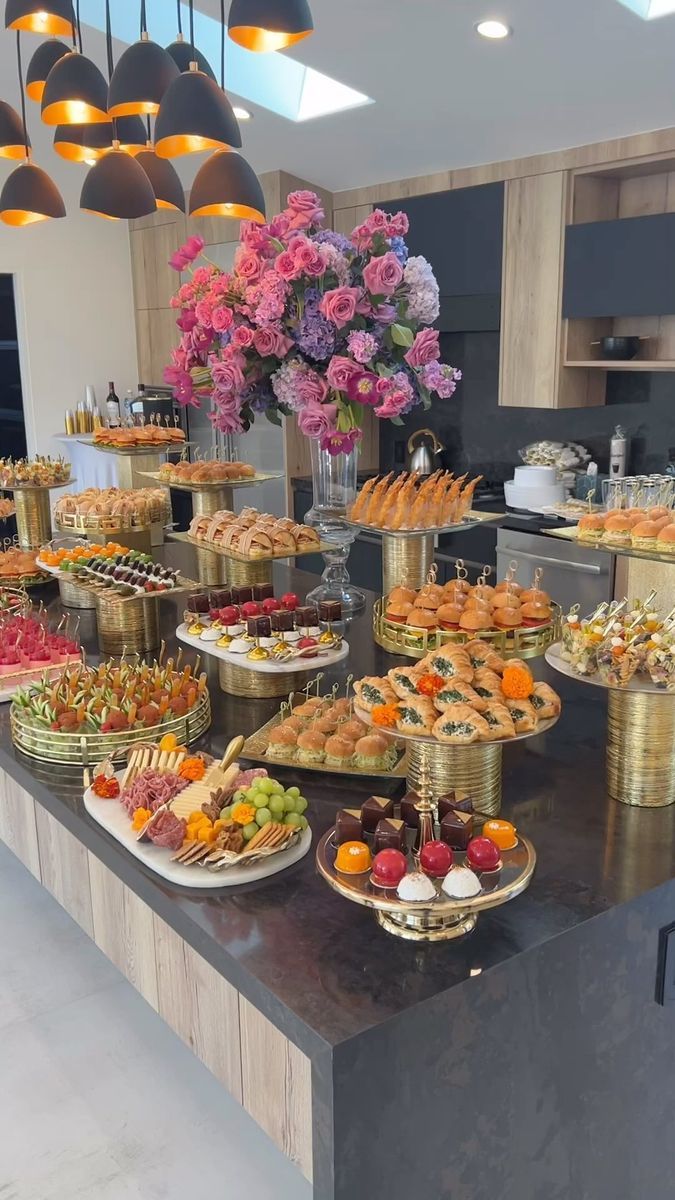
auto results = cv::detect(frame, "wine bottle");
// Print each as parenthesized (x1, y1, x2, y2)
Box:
(106, 382, 121, 427)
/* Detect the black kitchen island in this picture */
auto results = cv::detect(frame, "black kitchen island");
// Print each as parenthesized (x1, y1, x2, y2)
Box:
(1, 543, 674, 1200)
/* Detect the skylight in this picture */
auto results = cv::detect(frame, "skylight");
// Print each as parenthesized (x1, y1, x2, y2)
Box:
(79, 0, 372, 122)
(617, 0, 675, 17)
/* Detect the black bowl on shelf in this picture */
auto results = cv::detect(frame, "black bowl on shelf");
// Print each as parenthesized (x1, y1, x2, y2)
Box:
(597, 336, 641, 361)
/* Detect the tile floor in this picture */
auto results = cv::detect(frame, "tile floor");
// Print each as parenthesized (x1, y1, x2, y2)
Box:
(0, 841, 312, 1200)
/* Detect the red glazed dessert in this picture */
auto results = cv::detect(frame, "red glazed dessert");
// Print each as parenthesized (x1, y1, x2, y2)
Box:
(466, 836, 501, 873)
(280, 592, 299, 611)
(419, 840, 453, 878)
(371, 848, 408, 889)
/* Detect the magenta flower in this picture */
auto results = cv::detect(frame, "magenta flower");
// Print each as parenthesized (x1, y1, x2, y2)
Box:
(297, 400, 337, 440)
(405, 328, 440, 368)
(347, 371, 380, 406)
(321, 428, 362, 456)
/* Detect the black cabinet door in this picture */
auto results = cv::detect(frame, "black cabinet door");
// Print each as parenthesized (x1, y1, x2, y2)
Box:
(563, 212, 675, 319)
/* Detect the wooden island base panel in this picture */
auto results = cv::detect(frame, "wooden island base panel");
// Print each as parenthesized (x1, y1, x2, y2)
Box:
(0, 769, 313, 1186)
(4, 562, 675, 1200)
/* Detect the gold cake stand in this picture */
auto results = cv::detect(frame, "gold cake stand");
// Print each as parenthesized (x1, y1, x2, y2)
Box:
(355, 705, 558, 817)
(316, 826, 536, 942)
(546, 642, 675, 807)
(2, 478, 74, 549)
(346, 513, 503, 595)
(373, 598, 561, 661)
(139, 470, 284, 520)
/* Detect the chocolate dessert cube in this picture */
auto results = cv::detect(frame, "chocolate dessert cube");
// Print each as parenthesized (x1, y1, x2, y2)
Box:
(439, 809, 474, 851)
(209, 588, 231, 608)
(246, 616, 272, 638)
(437, 791, 473, 820)
(318, 601, 342, 622)
(374, 817, 406, 855)
(187, 593, 210, 613)
(253, 583, 274, 602)
(295, 605, 318, 628)
(400, 790, 422, 829)
(231, 586, 253, 604)
(361, 795, 394, 833)
(335, 808, 363, 845)
(271, 610, 294, 633)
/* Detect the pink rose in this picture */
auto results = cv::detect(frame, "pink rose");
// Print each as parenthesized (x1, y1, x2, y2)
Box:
(267, 213, 291, 239)
(240, 220, 270, 253)
(253, 326, 294, 358)
(194, 299, 213, 327)
(285, 189, 325, 230)
(365, 209, 389, 233)
(351, 223, 373, 253)
(276, 250, 301, 281)
(297, 401, 337, 441)
(326, 355, 363, 391)
(231, 324, 254, 348)
(375, 390, 409, 419)
(405, 329, 440, 368)
(210, 393, 244, 434)
(192, 266, 213, 287)
(319, 287, 362, 329)
(235, 247, 263, 282)
(211, 305, 233, 334)
(362, 251, 404, 297)
(294, 368, 328, 408)
(211, 356, 245, 393)
(292, 237, 325, 277)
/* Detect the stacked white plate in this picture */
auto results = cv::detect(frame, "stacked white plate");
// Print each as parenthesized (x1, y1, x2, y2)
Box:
(504, 466, 565, 511)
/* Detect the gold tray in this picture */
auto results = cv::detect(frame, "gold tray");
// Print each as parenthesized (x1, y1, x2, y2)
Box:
(54, 507, 170, 535)
(242, 708, 408, 778)
(86, 441, 176, 456)
(139, 470, 284, 492)
(541, 524, 675, 566)
(10, 688, 211, 766)
(316, 827, 536, 942)
(345, 509, 503, 537)
(0, 477, 74, 491)
(168, 530, 327, 564)
(373, 598, 562, 661)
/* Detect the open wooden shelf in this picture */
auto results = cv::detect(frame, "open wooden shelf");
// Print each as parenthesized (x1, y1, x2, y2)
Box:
(564, 359, 675, 371)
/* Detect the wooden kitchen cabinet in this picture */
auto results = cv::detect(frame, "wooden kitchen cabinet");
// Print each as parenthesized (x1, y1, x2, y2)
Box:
(499, 172, 603, 408)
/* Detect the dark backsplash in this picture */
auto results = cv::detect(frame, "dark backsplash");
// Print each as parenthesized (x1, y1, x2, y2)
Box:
(380, 331, 675, 480)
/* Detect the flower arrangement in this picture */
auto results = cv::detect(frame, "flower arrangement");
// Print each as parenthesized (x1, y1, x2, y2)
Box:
(164, 191, 461, 454)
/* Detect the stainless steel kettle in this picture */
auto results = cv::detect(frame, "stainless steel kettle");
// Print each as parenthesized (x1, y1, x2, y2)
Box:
(407, 428, 443, 475)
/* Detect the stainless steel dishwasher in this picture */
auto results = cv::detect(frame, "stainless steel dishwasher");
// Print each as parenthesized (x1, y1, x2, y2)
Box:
(497, 526, 614, 612)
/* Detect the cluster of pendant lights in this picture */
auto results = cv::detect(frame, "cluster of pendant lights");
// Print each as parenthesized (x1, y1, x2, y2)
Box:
(0, 0, 314, 226)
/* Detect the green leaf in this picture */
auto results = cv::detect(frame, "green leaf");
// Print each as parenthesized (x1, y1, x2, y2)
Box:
(390, 416, 405, 426)
(390, 323, 414, 348)
(266, 408, 282, 426)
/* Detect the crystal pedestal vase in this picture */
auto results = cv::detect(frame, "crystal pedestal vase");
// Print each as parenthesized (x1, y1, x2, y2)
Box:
(304, 441, 365, 615)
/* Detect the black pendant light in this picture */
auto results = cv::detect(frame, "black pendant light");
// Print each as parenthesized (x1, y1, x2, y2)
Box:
(25, 37, 70, 100)
(115, 114, 146, 155)
(41, 49, 109, 124)
(189, 3, 263, 222)
(228, 0, 313, 52)
(154, 0, 240, 158)
(190, 151, 264, 222)
(108, 0, 179, 118)
(53, 114, 146, 162)
(5, 0, 74, 37)
(0, 33, 65, 225)
(137, 125, 185, 212)
(165, 0, 215, 79)
(0, 99, 29, 158)
(79, 0, 155, 220)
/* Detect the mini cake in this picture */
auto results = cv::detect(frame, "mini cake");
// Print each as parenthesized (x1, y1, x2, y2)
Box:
(371, 848, 408, 889)
(335, 840, 372, 874)
(361, 795, 394, 832)
(466, 836, 501, 873)
(397, 871, 436, 902)
(373, 817, 406, 854)
(437, 791, 473, 819)
(400, 790, 421, 828)
(482, 819, 517, 851)
(335, 808, 363, 845)
(441, 866, 482, 899)
(439, 809, 474, 850)
(419, 840, 453, 878)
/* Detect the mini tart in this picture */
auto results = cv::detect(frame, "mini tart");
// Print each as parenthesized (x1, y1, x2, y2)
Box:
(406, 607, 438, 630)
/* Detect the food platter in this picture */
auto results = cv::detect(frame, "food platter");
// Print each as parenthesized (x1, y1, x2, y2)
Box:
(36, 557, 199, 605)
(545, 642, 670, 694)
(168, 530, 328, 564)
(354, 704, 559, 747)
(176, 621, 349, 673)
(316, 826, 535, 942)
(139, 469, 284, 493)
(346, 510, 503, 537)
(84, 442, 172, 457)
(0, 477, 74, 491)
(84, 780, 311, 889)
(241, 709, 408, 778)
(541, 524, 675, 566)
(373, 598, 561, 661)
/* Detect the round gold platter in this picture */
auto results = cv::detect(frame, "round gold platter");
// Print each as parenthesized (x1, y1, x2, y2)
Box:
(316, 827, 536, 942)
(373, 598, 562, 661)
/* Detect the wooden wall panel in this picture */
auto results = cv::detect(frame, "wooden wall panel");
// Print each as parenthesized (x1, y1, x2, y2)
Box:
(88, 852, 159, 1010)
(239, 994, 313, 1182)
(0, 773, 40, 879)
(35, 806, 93, 938)
(153, 914, 243, 1102)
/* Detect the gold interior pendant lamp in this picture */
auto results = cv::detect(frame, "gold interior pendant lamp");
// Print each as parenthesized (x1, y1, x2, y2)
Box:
(107, 0, 179, 118)
(4, 0, 74, 37)
(228, 0, 313, 52)
(25, 37, 70, 100)
(0, 32, 65, 224)
(166, 0, 215, 81)
(0, 99, 29, 158)
(40, 0, 109, 124)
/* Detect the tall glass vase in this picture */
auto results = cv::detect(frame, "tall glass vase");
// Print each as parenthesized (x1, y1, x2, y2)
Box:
(304, 440, 366, 614)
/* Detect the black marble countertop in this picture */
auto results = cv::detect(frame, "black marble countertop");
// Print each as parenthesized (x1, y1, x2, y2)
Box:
(2, 540, 674, 1059)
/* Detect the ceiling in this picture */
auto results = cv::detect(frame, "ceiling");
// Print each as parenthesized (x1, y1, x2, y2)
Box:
(5, 0, 675, 199)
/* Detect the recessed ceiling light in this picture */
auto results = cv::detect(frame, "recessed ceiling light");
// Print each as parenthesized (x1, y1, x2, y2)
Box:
(475, 19, 512, 38)
(232, 106, 251, 120)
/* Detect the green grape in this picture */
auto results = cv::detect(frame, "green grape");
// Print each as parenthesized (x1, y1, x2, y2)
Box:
(232, 789, 247, 804)
(255, 807, 272, 827)
(244, 787, 258, 801)
(243, 822, 259, 841)
(220, 805, 234, 820)
(294, 796, 308, 814)
(268, 795, 285, 817)
(286, 786, 300, 798)
(258, 778, 275, 795)
(269, 779, 284, 794)
(283, 795, 297, 813)
(252, 792, 268, 809)
(299, 815, 308, 831)
(284, 812, 303, 828)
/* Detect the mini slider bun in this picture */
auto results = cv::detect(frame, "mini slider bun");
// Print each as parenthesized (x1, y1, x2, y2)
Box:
(631, 520, 659, 547)
(520, 601, 552, 625)
(416, 583, 444, 611)
(657, 524, 675, 553)
(354, 733, 389, 757)
(494, 579, 523, 596)
(459, 608, 493, 631)
(463, 595, 492, 613)
(442, 577, 470, 595)
(577, 514, 606, 539)
(492, 590, 521, 610)
(519, 586, 550, 605)
(324, 734, 355, 761)
(386, 600, 414, 623)
(647, 506, 671, 521)
(493, 607, 522, 629)
(296, 729, 326, 752)
(406, 608, 438, 629)
(469, 583, 495, 602)
(436, 602, 463, 628)
(604, 514, 634, 542)
(388, 585, 417, 605)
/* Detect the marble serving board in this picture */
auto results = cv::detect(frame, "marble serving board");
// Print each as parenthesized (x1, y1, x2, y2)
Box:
(83, 781, 312, 889)
(176, 622, 349, 674)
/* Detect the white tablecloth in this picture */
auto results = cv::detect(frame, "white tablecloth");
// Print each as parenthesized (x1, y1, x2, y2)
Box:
(52, 435, 121, 490)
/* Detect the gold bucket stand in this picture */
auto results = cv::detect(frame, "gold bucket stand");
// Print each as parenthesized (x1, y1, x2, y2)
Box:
(95, 595, 160, 656)
(191, 486, 234, 518)
(218, 660, 316, 699)
(381, 532, 435, 595)
(58, 577, 96, 609)
(14, 488, 52, 549)
(406, 737, 502, 817)
(607, 690, 675, 807)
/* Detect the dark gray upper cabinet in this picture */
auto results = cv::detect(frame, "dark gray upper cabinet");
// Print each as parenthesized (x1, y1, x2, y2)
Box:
(563, 212, 675, 319)
(381, 183, 504, 301)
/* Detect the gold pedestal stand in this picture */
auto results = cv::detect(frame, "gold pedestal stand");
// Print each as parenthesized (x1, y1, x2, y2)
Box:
(406, 737, 502, 817)
(194, 546, 229, 587)
(381, 532, 434, 595)
(192, 486, 234, 518)
(376, 908, 477, 941)
(14, 488, 52, 549)
(218, 659, 314, 699)
(225, 558, 272, 588)
(58, 578, 96, 609)
(96, 595, 160, 655)
(607, 690, 675, 807)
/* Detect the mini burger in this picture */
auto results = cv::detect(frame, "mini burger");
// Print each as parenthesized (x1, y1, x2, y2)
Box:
(436, 602, 463, 629)
(296, 729, 327, 765)
(657, 524, 675, 554)
(406, 608, 438, 630)
(603, 514, 635, 545)
(630, 520, 659, 549)
(388, 585, 417, 606)
(577, 514, 606, 541)
(493, 607, 522, 630)
(459, 608, 493, 632)
(520, 601, 552, 626)
(386, 600, 414, 624)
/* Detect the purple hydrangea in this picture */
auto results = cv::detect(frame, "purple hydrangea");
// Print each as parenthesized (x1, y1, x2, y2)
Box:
(313, 229, 352, 254)
(293, 287, 336, 362)
(389, 236, 409, 266)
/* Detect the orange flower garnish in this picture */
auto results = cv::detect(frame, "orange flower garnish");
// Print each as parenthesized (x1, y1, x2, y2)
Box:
(501, 663, 534, 700)
(231, 802, 256, 826)
(372, 703, 400, 728)
(416, 672, 444, 697)
(178, 756, 206, 781)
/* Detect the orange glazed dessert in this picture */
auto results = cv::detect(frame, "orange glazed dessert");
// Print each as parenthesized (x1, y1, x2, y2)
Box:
(482, 820, 518, 851)
(335, 840, 372, 874)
